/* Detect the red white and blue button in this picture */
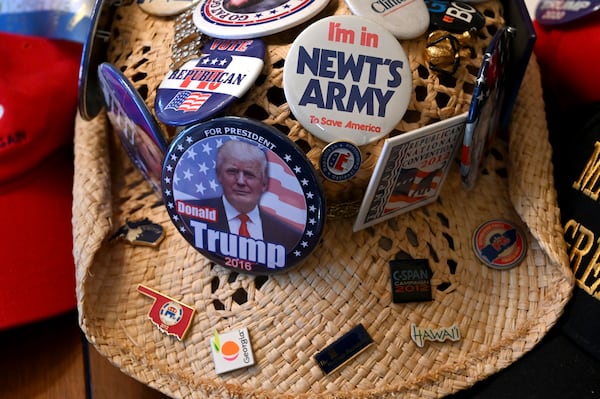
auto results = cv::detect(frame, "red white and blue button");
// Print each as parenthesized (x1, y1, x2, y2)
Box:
(192, 0, 330, 39)
(472, 219, 527, 270)
(155, 38, 265, 126)
(319, 141, 362, 182)
(161, 116, 326, 274)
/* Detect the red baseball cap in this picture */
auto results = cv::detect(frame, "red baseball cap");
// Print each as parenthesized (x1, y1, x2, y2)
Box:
(533, 11, 600, 107)
(0, 31, 82, 329)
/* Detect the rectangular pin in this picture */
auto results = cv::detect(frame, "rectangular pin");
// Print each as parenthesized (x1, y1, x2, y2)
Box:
(389, 258, 433, 303)
(314, 323, 374, 374)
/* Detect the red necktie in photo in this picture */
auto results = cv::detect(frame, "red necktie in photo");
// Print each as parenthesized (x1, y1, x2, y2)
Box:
(238, 213, 250, 237)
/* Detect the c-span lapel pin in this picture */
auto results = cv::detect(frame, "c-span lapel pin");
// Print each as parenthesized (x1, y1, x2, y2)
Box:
(389, 258, 433, 303)
(137, 284, 195, 340)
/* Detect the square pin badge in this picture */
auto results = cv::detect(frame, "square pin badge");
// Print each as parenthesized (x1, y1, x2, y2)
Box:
(210, 327, 256, 374)
(353, 113, 467, 231)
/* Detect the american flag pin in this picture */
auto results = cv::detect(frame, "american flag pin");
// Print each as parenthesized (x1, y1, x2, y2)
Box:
(155, 37, 266, 127)
(161, 116, 327, 275)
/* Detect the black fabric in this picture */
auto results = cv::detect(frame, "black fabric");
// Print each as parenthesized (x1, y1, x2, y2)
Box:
(446, 313, 600, 398)
(562, 287, 600, 361)
(547, 100, 600, 361)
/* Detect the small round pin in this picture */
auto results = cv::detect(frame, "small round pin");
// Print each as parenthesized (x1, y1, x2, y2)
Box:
(319, 141, 362, 182)
(472, 219, 527, 270)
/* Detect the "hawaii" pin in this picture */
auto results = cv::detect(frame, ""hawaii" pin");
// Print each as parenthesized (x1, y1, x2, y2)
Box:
(410, 323, 461, 348)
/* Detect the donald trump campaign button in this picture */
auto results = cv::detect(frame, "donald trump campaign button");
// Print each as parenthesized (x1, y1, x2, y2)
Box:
(162, 116, 326, 274)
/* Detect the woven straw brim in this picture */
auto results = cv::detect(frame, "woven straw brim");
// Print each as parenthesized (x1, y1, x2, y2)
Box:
(73, 1, 574, 397)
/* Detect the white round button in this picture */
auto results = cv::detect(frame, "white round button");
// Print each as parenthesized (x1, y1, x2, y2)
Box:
(283, 15, 412, 146)
(138, 0, 201, 16)
(344, 0, 429, 39)
(192, 0, 330, 39)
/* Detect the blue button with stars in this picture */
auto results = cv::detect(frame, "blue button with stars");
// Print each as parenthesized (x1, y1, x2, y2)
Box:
(162, 116, 326, 274)
(154, 38, 265, 127)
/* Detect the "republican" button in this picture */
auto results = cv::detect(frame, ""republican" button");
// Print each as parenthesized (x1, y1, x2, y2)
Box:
(155, 38, 265, 126)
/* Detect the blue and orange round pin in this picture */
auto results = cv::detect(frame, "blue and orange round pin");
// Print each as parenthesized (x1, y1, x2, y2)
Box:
(472, 219, 527, 270)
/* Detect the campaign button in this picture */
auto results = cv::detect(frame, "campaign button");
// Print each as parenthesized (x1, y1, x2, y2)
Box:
(138, 0, 201, 16)
(78, 0, 119, 120)
(425, 0, 485, 33)
(472, 219, 527, 270)
(319, 141, 362, 182)
(155, 38, 265, 126)
(536, 0, 600, 26)
(192, 0, 330, 39)
(97, 62, 168, 195)
(283, 15, 412, 146)
(461, 27, 509, 190)
(344, 0, 429, 39)
(161, 116, 326, 274)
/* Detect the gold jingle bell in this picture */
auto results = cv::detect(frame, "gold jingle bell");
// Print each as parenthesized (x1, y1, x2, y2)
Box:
(425, 30, 473, 75)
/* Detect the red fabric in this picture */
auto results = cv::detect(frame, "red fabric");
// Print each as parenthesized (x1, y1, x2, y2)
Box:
(0, 32, 82, 329)
(534, 13, 600, 108)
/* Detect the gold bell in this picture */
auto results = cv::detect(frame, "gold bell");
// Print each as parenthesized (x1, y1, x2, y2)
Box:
(425, 30, 473, 75)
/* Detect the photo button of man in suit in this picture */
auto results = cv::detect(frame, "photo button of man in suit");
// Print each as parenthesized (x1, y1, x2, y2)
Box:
(187, 139, 304, 252)
(218, 140, 268, 240)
